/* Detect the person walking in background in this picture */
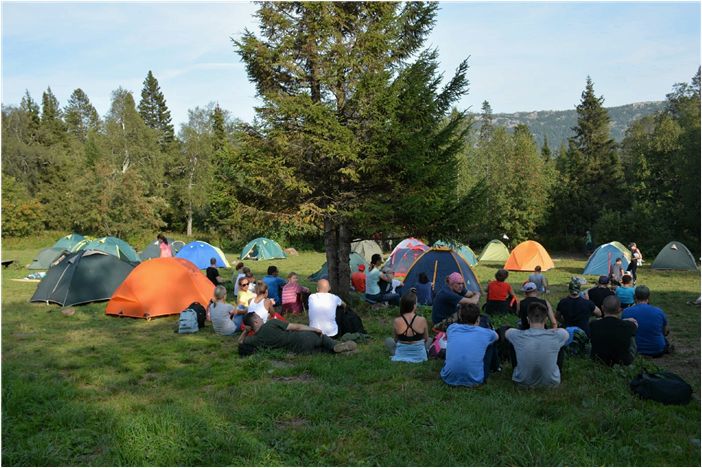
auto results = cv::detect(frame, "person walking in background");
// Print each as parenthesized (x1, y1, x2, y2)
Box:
(528, 265, 549, 293)
(157, 234, 172, 258)
(585, 230, 593, 256)
(629, 242, 643, 283)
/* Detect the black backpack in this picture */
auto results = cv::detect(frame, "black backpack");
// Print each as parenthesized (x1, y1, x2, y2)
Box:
(188, 302, 207, 330)
(335, 305, 366, 336)
(630, 371, 693, 405)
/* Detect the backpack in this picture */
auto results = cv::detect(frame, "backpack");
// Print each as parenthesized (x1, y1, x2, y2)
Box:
(565, 327, 590, 356)
(178, 308, 199, 334)
(428, 331, 447, 359)
(336, 305, 366, 336)
(188, 302, 207, 329)
(630, 371, 693, 405)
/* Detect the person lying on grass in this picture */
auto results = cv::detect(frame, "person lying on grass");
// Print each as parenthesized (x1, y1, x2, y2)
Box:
(237, 312, 357, 356)
(440, 303, 498, 387)
(506, 302, 570, 388)
(385, 288, 430, 363)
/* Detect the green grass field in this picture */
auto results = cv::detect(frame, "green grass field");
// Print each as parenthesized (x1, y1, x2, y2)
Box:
(2, 236, 700, 466)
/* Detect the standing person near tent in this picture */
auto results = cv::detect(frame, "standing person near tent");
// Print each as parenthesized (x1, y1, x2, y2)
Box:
(629, 243, 642, 283)
(528, 266, 549, 294)
(365, 254, 400, 307)
(485, 269, 518, 315)
(206, 257, 225, 286)
(585, 230, 593, 255)
(209, 285, 242, 335)
(263, 266, 286, 311)
(281, 272, 310, 315)
(385, 289, 429, 363)
(157, 234, 172, 258)
(248, 281, 275, 323)
(232, 262, 245, 294)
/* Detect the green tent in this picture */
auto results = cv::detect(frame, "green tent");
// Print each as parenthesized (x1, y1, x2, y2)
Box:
(433, 240, 478, 266)
(309, 252, 366, 281)
(351, 239, 383, 264)
(28, 247, 68, 270)
(651, 241, 698, 271)
(240, 237, 286, 261)
(478, 239, 510, 263)
(30, 250, 135, 306)
(73, 236, 140, 263)
(52, 233, 85, 251)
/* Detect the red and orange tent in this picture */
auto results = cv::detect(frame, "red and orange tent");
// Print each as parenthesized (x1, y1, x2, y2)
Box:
(504, 240, 555, 271)
(105, 258, 214, 319)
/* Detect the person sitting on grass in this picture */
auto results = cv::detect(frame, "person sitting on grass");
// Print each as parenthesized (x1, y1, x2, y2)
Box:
(431, 272, 480, 327)
(415, 272, 434, 306)
(308, 279, 346, 338)
(506, 302, 570, 388)
(237, 313, 357, 356)
(609, 258, 624, 286)
(365, 254, 400, 307)
(485, 269, 518, 315)
(206, 257, 225, 286)
(263, 266, 287, 311)
(385, 289, 429, 363)
(232, 262, 245, 294)
(556, 280, 601, 337)
(236, 276, 256, 312)
(615, 274, 636, 309)
(518, 282, 557, 330)
(622, 286, 672, 357)
(351, 264, 366, 293)
(248, 280, 275, 323)
(440, 303, 498, 387)
(528, 265, 549, 293)
(281, 272, 310, 315)
(590, 296, 638, 366)
(585, 275, 615, 310)
(209, 285, 242, 336)
(243, 267, 256, 293)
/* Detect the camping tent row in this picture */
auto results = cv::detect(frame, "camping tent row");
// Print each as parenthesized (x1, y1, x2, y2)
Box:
(651, 241, 698, 271)
(350, 240, 383, 264)
(583, 242, 632, 276)
(29, 234, 141, 270)
(433, 240, 478, 266)
(29, 233, 86, 270)
(240, 237, 286, 261)
(176, 241, 230, 269)
(402, 247, 481, 293)
(504, 240, 554, 272)
(478, 239, 510, 263)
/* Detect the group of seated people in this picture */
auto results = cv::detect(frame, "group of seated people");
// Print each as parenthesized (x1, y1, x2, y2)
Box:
(205, 259, 673, 390)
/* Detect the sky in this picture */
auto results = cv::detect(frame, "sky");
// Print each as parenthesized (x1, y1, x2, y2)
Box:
(2, 1, 700, 129)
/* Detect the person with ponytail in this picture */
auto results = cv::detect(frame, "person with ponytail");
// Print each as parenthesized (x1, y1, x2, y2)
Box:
(384, 289, 429, 363)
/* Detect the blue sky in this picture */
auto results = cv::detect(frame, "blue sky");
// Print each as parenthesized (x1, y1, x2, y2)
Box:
(2, 2, 700, 128)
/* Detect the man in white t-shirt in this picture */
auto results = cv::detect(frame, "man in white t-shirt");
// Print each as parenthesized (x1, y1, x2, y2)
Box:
(308, 279, 346, 338)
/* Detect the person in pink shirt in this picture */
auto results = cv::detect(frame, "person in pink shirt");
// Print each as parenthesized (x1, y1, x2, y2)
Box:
(157, 234, 172, 258)
(281, 272, 310, 315)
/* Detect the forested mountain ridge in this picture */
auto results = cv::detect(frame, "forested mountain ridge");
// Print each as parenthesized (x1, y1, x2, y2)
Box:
(482, 101, 665, 148)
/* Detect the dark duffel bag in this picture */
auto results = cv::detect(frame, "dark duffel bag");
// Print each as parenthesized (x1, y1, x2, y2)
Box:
(630, 371, 693, 405)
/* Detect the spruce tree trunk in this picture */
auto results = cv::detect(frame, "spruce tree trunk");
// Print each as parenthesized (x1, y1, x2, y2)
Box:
(324, 218, 351, 302)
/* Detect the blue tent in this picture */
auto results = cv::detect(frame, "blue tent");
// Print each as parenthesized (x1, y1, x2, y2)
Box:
(583, 243, 631, 276)
(433, 240, 478, 266)
(176, 241, 230, 269)
(403, 248, 481, 294)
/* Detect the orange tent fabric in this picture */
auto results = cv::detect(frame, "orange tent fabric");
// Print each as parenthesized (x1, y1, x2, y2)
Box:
(503, 240, 555, 272)
(105, 258, 215, 319)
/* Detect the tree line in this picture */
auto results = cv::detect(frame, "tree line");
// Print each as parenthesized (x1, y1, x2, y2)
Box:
(2, 3, 699, 293)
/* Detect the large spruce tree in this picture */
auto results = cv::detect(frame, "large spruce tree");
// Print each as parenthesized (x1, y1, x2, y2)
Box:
(235, 2, 470, 296)
(138, 71, 175, 149)
(64, 88, 100, 142)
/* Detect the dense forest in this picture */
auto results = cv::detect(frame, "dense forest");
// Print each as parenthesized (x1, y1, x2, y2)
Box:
(2, 3, 699, 277)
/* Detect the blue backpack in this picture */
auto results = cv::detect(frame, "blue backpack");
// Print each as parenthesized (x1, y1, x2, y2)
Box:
(178, 308, 199, 334)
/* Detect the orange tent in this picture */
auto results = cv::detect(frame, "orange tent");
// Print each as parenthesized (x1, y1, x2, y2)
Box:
(105, 258, 215, 319)
(503, 240, 555, 272)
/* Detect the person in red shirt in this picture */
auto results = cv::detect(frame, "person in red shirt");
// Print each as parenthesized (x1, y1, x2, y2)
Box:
(351, 264, 366, 293)
(485, 268, 518, 315)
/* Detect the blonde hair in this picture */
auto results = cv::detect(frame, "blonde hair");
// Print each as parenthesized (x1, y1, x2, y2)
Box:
(255, 280, 268, 295)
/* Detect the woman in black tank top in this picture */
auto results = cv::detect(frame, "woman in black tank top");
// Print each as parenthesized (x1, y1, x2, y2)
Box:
(385, 289, 430, 362)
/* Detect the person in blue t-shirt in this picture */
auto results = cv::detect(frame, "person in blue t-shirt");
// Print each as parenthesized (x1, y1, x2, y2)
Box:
(263, 265, 287, 311)
(431, 272, 480, 325)
(622, 285, 671, 357)
(615, 274, 636, 308)
(440, 303, 498, 387)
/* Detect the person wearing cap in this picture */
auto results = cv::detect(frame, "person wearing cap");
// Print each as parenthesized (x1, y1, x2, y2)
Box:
(556, 280, 601, 337)
(431, 272, 480, 326)
(590, 296, 638, 366)
(518, 282, 557, 330)
(621, 285, 671, 357)
(351, 264, 366, 293)
(585, 275, 616, 309)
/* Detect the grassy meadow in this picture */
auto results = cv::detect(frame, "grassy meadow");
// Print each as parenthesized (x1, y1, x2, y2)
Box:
(2, 234, 700, 466)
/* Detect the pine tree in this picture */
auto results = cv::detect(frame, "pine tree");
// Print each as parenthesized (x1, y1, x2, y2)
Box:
(541, 135, 551, 161)
(39, 87, 65, 144)
(64, 88, 100, 142)
(138, 71, 175, 149)
(479, 100, 494, 142)
(19, 90, 40, 142)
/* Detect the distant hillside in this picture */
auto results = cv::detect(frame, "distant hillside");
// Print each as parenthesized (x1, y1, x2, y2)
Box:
(484, 101, 666, 149)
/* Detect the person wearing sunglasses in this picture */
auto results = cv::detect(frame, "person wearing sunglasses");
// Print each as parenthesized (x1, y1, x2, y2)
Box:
(236, 276, 256, 315)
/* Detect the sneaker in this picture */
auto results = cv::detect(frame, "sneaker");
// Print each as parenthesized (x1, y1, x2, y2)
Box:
(333, 341, 358, 353)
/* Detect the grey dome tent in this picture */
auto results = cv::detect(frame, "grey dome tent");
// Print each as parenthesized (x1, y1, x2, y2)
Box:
(651, 241, 698, 271)
(30, 250, 135, 307)
(28, 247, 68, 270)
(350, 240, 383, 263)
(309, 252, 366, 281)
(139, 237, 184, 260)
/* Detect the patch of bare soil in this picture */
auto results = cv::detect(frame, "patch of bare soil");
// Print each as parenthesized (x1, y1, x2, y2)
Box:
(272, 371, 313, 383)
